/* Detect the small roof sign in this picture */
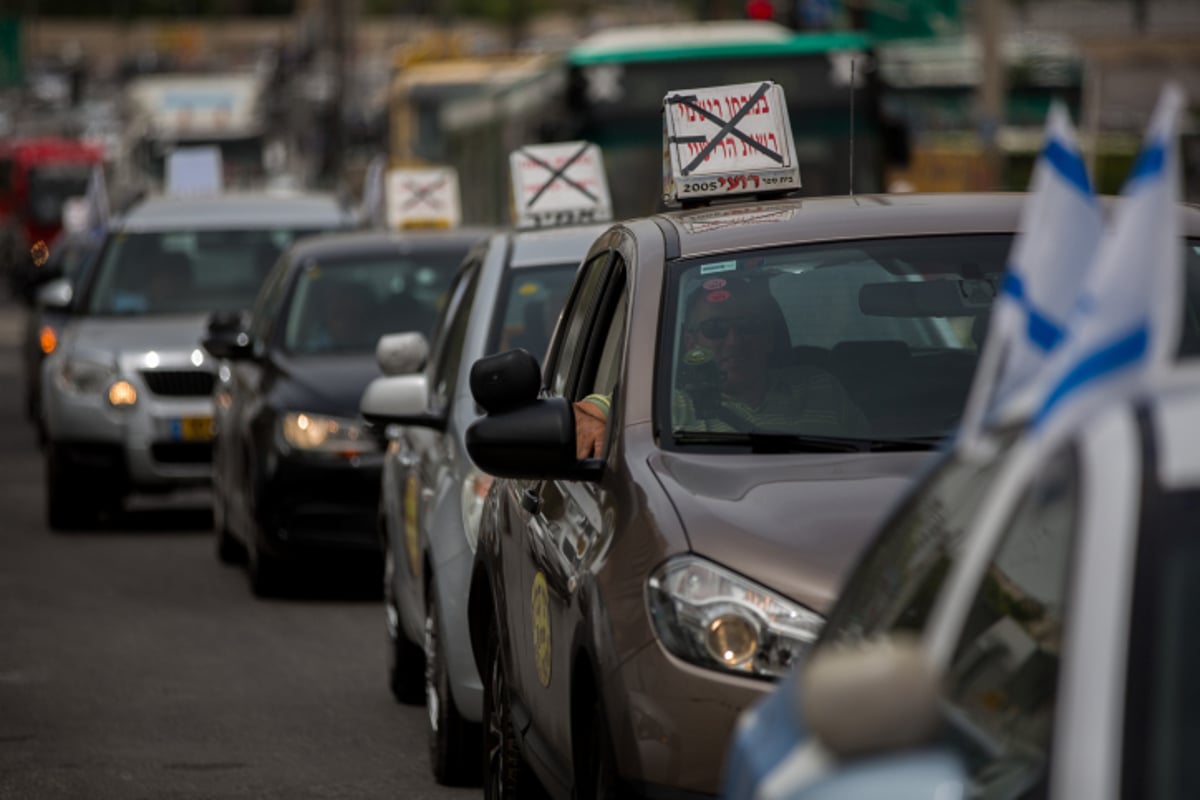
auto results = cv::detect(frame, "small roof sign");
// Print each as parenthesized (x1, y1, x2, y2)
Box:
(509, 141, 612, 229)
(386, 167, 462, 230)
(662, 81, 800, 205)
(165, 146, 224, 196)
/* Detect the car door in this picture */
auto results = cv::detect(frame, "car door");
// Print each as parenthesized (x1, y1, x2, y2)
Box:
(509, 248, 628, 780)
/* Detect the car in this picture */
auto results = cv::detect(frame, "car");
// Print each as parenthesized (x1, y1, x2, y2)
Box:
(39, 191, 351, 530)
(204, 228, 488, 596)
(359, 221, 608, 784)
(723, 362, 1200, 800)
(22, 228, 102, 436)
(458, 80, 1050, 799)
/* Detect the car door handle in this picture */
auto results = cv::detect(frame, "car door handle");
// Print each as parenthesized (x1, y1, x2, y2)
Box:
(521, 488, 542, 514)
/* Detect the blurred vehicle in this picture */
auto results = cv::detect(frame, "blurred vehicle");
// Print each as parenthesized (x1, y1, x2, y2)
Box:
(39, 192, 350, 530)
(723, 366, 1200, 800)
(360, 222, 604, 784)
(0, 136, 104, 292)
(204, 229, 486, 596)
(720, 218, 1200, 800)
(22, 229, 102, 435)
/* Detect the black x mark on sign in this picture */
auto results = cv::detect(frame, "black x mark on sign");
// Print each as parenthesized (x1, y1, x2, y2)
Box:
(666, 82, 784, 176)
(520, 142, 597, 207)
(400, 178, 446, 211)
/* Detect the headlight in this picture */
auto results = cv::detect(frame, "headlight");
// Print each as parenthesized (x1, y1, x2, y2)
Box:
(460, 468, 494, 552)
(59, 357, 117, 396)
(647, 554, 823, 679)
(280, 411, 379, 456)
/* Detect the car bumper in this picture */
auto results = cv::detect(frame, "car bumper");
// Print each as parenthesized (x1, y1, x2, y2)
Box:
(608, 638, 774, 796)
(257, 452, 384, 559)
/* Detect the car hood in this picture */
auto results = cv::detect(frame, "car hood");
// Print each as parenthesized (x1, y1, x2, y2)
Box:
(63, 314, 211, 356)
(271, 354, 382, 417)
(647, 450, 933, 615)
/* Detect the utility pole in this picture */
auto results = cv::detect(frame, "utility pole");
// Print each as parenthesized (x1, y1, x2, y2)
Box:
(978, 0, 1006, 189)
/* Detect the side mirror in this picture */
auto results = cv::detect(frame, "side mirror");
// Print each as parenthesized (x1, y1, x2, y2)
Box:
(376, 331, 429, 376)
(802, 635, 940, 760)
(360, 373, 444, 431)
(465, 350, 602, 481)
(37, 277, 74, 311)
(202, 310, 255, 361)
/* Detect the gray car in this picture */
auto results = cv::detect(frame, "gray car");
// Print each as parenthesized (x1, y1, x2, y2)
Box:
(359, 223, 607, 785)
(39, 192, 351, 529)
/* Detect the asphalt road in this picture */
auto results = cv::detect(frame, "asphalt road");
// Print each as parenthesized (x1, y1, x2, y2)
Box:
(0, 299, 476, 799)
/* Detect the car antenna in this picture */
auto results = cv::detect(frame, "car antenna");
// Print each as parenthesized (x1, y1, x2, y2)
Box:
(849, 58, 856, 197)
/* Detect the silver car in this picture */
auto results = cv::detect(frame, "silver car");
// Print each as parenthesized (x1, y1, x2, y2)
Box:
(40, 192, 351, 529)
(360, 223, 607, 785)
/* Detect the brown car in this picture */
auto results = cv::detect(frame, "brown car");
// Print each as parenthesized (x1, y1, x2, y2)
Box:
(464, 193, 1028, 799)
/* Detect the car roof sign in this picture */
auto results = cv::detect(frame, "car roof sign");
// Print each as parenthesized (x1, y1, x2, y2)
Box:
(509, 141, 613, 229)
(386, 166, 462, 230)
(165, 145, 224, 196)
(662, 80, 800, 205)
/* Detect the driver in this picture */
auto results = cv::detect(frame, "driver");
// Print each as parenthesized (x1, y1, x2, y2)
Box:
(574, 277, 867, 458)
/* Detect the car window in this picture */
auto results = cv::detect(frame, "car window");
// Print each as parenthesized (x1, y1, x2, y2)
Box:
(425, 262, 480, 406)
(660, 235, 1014, 443)
(820, 430, 1020, 648)
(282, 251, 458, 356)
(546, 251, 611, 398)
(249, 255, 291, 349)
(488, 263, 580, 363)
(943, 444, 1080, 800)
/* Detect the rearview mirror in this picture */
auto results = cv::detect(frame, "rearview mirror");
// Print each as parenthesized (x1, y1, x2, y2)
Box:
(859, 278, 997, 318)
(470, 349, 541, 414)
(37, 277, 74, 311)
(360, 373, 444, 431)
(802, 635, 940, 760)
(202, 310, 254, 361)
(376, 331, 429, 376)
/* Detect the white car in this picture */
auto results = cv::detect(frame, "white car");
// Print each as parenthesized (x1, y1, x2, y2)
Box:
(40, 192, 350, 529)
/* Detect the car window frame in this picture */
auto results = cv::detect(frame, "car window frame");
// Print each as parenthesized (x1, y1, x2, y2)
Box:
(425, 258, 481, 412)
(542, 250, 615, 398)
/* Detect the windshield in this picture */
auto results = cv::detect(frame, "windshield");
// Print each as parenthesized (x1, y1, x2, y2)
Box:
(488, 263, 581, 363)
(85, 229, 319, 316)
(659, 234, 1014, 446)
(283, 252, 461, 355)
(27, 164, 92, 225)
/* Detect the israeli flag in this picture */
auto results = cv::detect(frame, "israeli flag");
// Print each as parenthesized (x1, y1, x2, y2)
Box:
(1032, 83, 1186, 435)
(959, 101, 1101, 446)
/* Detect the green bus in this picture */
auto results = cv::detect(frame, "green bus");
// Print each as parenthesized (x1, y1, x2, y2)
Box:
(440, 21, 898, 224)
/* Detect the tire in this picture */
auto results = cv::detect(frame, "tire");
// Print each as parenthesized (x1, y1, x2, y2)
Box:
(426, 583, 481, 785)
(247, 535, 285, 598)
(214, 485, 245, 564)
(482, 622, 536, 800)
(45, 446, 101, 531)
(385, 547, 425, 704)
(577, 696, 621, 800)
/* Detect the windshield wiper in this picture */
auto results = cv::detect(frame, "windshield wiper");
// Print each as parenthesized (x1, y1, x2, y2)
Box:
(672, 430, 871, 453)
(865, 436, 945, 452)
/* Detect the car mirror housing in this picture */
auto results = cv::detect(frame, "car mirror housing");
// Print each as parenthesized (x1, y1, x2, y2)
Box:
(469, 349, 542, 414)
(202, 310, 255, 361)
(376, 331, 429, 376)
(466, 397, 601, 481)
(37, 277, 74, 311)
(801, 634, 940, 761)
(360, 373, 444, 430)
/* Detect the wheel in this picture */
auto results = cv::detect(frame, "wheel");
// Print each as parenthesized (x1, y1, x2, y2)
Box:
(247, 535, 285, 598)
(576, 696, 621, 800)
(45, 446, 102, 531)
(426, 582, 481, 785)
(385, 546, 425, 704)
(482, 622, 536, 800)
(214, 484, 245, 564)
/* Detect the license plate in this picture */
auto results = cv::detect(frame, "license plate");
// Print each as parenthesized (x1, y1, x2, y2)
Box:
(172, 416, 214, 442)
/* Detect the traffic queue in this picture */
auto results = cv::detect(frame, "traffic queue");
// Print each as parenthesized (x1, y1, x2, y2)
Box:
(17, 67, 1200, 800)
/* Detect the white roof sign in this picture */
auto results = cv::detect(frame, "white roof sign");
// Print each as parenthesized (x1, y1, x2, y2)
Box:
(509, 141, 612, 229)
(386, 167, 462, 230)
(165, 146, 224, 196)
(663, 81, 800, 204)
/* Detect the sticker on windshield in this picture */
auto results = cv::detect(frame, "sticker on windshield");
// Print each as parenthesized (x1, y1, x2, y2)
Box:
(700, 260, 737, 276)
(702, 278, 727, 290)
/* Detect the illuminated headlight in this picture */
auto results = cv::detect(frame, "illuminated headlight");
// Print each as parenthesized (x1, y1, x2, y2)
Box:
(107, 380, 138, 407)
(647, 554, 823, 679)
(460, 468, 494, 552)
(280, 411, 379, 456)
(59, 357, 118, 396)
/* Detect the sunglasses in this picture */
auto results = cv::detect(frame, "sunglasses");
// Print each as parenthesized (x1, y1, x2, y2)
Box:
(694, 317, 767, 340)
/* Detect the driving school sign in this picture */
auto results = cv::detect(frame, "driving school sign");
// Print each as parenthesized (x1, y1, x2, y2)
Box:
(386, 167, 462, 230)
(663, 81, 801, 204)
(509, 141, 613, 229)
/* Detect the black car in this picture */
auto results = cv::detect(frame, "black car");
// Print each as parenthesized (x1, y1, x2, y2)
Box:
(203, 229, 488, 596)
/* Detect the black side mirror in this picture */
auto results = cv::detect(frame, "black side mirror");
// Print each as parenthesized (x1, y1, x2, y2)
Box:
(202, 309, 255, 361)
(470, 348, 542, 414)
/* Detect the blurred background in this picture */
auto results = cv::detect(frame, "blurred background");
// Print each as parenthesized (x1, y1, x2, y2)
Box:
(0, 0, 1196, 227)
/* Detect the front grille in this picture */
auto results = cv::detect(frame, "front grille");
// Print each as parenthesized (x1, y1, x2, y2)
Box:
(150, 442, 213, 464)
(141, 370, 215, 397)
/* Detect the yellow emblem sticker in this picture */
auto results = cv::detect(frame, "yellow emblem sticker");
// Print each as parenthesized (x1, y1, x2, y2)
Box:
(404, 473, 421, 578)
(531, 571, 551, 687)
(518, 282, 539, 296)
